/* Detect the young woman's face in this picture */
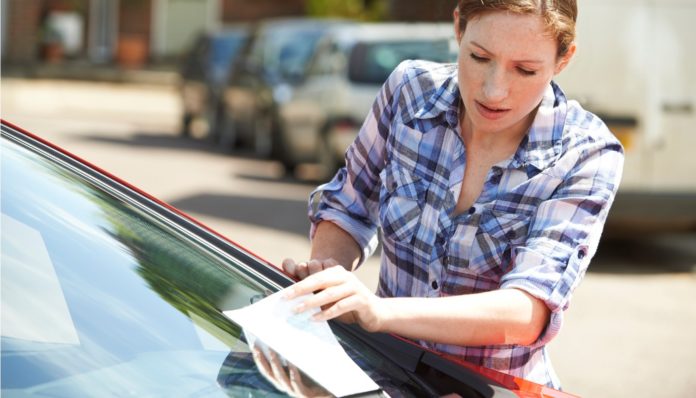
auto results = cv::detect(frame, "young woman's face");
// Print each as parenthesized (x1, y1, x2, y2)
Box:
(456, 11, 571, 136)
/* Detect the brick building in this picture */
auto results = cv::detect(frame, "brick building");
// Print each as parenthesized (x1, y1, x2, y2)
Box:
(1, 0, 454, 67)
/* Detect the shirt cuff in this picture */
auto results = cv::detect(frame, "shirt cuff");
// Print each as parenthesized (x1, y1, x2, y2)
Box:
(500, 244, 589, 346)
(310, 209, 379, 267)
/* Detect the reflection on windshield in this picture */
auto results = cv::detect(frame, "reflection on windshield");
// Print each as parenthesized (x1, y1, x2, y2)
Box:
(2, 214, 79, 346)
(1, 135, 437, 397)
(1, 138, 268, 396)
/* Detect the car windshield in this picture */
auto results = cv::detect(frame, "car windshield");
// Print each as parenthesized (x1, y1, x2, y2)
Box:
(260, 25, 326, 81)
(0, 131, 445, 397)
(349, 40, 454, 85)
(208, 32, 248, 84)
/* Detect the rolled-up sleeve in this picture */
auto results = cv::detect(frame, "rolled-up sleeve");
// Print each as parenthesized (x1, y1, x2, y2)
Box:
(500, 129, 625, 346)
(308, 61, 410, 266)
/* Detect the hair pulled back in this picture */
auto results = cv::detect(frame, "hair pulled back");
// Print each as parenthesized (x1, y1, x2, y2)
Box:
(456, 0, 577, 57)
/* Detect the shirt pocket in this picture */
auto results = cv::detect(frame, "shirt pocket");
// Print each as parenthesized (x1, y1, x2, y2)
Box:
(470, 209, 532, 278)
(379, 162, 428, 245)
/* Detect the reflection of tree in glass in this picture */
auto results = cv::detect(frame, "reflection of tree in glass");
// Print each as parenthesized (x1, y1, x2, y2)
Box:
(100, 199, 245, 345)
(48, 164, 252, 346)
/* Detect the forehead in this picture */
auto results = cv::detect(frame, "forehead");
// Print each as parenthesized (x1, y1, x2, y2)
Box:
(463, 11, 557, 58)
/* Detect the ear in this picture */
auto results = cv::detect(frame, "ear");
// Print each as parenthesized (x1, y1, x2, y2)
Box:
(555, 42, 577, 75)
(453, 7, 462, 42)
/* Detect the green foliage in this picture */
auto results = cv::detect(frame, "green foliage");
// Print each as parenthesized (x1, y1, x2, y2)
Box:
(306, 0, 388, 21)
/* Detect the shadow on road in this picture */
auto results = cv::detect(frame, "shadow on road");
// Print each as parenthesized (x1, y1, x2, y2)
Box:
(81, 131, 217, 152)
(80, 131, 323, 186)
(171, 192, 695, 274)
(233, 172, 318, 187)
(170, 193, 310, 237)
(591, 233, 696, 274)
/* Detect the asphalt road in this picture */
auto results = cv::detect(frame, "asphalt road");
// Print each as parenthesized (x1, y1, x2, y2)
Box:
(3, 78, 695, 397)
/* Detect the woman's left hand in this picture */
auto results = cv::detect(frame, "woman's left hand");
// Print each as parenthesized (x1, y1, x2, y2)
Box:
(283, 266, 386, 333)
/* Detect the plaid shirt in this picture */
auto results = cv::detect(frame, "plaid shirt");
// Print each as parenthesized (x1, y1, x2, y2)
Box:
(308, 60, 624, 388)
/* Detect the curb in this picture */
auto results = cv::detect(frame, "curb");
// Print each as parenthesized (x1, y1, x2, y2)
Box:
(1, 63, 180, 86)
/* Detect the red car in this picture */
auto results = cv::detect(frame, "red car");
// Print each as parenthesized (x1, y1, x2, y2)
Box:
(1, 119, 577, 398)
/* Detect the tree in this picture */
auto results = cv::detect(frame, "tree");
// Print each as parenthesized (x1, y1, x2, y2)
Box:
(306, 0, 387, 21)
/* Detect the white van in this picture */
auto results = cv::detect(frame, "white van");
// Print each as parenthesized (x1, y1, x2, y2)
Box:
(555, 0, 696, 231)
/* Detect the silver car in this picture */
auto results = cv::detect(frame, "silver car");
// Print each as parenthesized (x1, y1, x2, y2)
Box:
(276, 23, 457, 177)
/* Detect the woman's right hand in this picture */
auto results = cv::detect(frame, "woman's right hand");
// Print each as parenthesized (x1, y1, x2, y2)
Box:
(281, 258, 341, 280)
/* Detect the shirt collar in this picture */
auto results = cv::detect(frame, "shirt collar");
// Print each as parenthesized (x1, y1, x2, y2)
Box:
(410, 72, 461, 129)
(511, 81, 567, 171)
(407, 69, 567, 172)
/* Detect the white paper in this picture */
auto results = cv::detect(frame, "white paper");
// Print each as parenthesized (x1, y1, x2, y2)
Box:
(223, 290, 380, 397)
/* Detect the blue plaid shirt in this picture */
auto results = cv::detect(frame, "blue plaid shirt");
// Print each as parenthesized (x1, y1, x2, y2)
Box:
(308, 60, 624, 388)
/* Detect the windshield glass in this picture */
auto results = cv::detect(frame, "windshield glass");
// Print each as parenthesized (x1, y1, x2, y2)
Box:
(349, 40, 454, 85)
(258, 25, 326, 81)
(0, 133, 437, 397)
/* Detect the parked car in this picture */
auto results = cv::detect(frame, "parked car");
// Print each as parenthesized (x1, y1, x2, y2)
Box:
(179, 26, 251, 141)
(1, 119, 576, 398)
(219, 18, 350, 157)
(276, 22, 457, 177)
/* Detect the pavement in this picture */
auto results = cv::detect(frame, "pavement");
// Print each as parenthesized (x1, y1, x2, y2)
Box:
(1, 60, 179, 86)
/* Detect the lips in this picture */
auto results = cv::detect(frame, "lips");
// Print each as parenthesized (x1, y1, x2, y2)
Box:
(475, 101, 510, 121)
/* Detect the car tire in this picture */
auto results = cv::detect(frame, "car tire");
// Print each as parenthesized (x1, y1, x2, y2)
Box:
(271, 124, 296, 175)
(181, 113, 193, 137)
(219, 112, 238, 151)
(317, 129, 340, 180)
(205, 104, 221, 144)
(253, 113, 274, 158)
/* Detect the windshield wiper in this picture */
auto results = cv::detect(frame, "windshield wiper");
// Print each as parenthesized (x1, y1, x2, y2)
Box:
(334, 323, 517, 398)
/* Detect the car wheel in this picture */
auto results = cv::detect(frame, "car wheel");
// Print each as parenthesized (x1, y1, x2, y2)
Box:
(219, 113, 238, 151)
(317, 131, 339, 180)
(269, 123, 296, 175)
(181, 113, 193, 137)
(205, 104, 220, 143)
(253, 114, 273, 158)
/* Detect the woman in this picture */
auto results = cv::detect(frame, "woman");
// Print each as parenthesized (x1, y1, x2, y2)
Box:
(282, 0, 624, 388)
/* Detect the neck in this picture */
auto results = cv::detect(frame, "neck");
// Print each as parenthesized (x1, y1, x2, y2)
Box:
(459, 102, 537, 150)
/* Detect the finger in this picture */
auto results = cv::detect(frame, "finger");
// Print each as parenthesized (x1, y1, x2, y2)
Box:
(281, 258, 298, 276)
(313, 294, 366, 322)
(252, 347, 282, 391)
(307, 259, 324, 275)
(288, 364, 305, 394)
(267, 350, 292, 392)
(295, 262, 310, 280)
(284, 266, 348, 300)
(295, 283, 355, 313)
(288, 363, 328, 397)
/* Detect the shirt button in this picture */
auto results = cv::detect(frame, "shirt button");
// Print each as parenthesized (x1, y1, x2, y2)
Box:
(468, 206, 476, 215)
(490, 174, 501, 185)
(431, 280, 439, 290)
(578, 249, 586, 259)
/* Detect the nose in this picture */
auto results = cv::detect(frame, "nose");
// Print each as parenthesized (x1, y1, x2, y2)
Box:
(482, 67, 509, 103)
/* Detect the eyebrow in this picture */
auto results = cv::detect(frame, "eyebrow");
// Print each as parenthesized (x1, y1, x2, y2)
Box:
(470, 41, 544, 64)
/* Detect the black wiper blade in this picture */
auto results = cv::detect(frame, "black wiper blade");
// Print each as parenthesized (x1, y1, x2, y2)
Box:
(334, 323, 518, 398)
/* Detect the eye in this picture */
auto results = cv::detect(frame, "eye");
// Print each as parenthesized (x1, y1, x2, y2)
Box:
(517, 67, 537, 76)
(470, 53, 488, 63)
